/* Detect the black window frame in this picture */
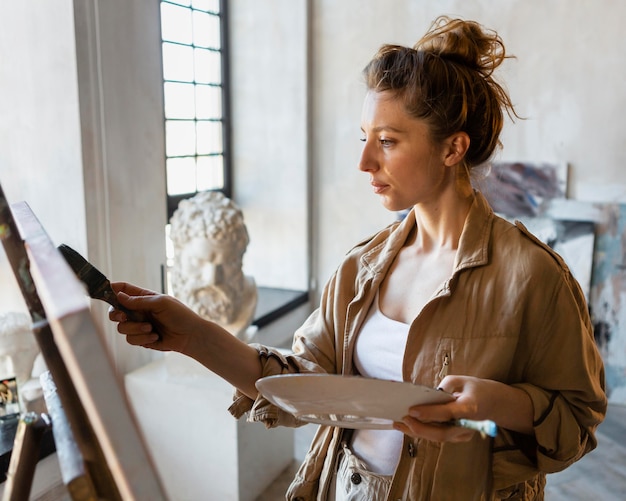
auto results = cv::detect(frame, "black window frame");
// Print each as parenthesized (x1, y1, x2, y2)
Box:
(161, 0, 232, 221)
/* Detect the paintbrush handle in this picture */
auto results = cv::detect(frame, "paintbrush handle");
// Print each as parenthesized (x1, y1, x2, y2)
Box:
(99, 287, 148, 323)
(98, 287, 161, 341)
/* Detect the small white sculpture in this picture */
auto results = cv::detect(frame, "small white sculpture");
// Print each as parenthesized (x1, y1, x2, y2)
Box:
(0, 311, 44, 413)
(169, 191, 257, 339)
(0, 312, 38, 385)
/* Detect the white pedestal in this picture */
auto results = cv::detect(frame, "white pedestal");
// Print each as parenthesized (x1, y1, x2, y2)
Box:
(125, 353, 294, 501)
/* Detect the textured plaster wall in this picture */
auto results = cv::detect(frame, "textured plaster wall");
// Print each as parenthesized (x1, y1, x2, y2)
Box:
(0, 1, 84, 315)
(230, 0, 309, 291)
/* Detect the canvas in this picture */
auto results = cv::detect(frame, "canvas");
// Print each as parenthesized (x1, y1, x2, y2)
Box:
(474, 161, 568, 217)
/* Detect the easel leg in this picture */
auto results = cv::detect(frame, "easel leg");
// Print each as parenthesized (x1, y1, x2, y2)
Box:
(31, 321, 120, 500)
(40, 371, 97, 501)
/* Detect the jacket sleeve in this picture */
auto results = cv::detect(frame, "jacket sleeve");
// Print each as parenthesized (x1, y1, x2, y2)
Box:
(228, 273, 344, 428)
(228, 344, 305, 427)
(498, 243, 607, 476)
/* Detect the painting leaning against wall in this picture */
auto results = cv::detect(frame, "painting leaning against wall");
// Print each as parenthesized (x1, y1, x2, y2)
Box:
(475, 161, 568, 217)
(584, 203, 626, 403)
(528, 199, 626, 404)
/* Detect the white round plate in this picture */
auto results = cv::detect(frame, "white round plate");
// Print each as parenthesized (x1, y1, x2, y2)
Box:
(255, 374, 454, 429)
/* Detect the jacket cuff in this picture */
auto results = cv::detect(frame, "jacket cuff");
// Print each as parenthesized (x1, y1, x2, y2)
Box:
(512, 383, 589, 472)
(227, 344, 304, 428)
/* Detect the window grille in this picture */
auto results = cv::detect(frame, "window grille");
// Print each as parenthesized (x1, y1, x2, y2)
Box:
(160, 0, 231, 220)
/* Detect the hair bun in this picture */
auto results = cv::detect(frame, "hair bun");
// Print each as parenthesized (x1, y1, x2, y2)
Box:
(363, 16, 518, 168)
(414, 16, 507, 76)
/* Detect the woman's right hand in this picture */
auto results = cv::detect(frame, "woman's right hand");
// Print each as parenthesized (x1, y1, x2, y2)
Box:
(109, 282, 263, 398)
(108, 281, 205, 354)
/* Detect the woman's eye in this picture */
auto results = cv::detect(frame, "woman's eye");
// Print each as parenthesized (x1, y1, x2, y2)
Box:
(360, 135, 394, 146)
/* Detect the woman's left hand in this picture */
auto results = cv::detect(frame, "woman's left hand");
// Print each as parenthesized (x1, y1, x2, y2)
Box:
(393, 375, 533, 442)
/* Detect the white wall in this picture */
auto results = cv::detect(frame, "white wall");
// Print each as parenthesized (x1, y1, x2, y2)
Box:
(0, 1, 84, 315)
(230, 0, 309, 292)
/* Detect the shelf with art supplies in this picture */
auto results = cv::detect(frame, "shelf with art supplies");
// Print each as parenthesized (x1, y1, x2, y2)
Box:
(0, 375, 43, 486)
(474, 160, 626, 404)
(0, 303, 57, 488)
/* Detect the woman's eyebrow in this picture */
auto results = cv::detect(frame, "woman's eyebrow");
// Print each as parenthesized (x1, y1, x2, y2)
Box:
(362, 125, 408, 134)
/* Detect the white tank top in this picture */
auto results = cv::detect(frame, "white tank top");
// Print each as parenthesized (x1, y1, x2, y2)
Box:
(351, 293, 409, 475)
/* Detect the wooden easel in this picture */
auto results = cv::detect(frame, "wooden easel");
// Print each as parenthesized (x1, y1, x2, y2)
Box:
(0, 183, 167, 500)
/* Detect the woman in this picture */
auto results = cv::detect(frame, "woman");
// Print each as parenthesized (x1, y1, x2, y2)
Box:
(110, 17, 606, 500)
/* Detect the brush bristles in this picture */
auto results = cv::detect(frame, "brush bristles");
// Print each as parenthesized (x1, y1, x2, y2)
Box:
(58, 244, 111, 299)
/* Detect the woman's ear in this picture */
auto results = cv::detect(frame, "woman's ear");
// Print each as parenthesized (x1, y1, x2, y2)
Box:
(443, 132, 470, 167)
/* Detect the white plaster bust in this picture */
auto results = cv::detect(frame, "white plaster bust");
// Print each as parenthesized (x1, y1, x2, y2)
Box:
(169, 191, 257, 339)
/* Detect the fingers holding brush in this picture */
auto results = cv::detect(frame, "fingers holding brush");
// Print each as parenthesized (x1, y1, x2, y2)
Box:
(111, 281, 160, 299)
(109, 283, 162, 347)
(110, 281, 161, 321)
(112, 310, 161, 348)
(109, 282, 201, 354)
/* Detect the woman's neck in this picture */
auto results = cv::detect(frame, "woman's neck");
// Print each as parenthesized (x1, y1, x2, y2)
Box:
(410, 182, 474, 253)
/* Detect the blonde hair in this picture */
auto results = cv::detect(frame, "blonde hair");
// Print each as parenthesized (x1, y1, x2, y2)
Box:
(363, 16, 518, 168)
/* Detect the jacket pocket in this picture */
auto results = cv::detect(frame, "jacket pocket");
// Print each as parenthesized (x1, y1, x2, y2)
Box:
(434, 335, 519, 384)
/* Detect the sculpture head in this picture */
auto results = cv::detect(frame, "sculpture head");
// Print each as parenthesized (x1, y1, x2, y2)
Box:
(169, 191, 251, 325)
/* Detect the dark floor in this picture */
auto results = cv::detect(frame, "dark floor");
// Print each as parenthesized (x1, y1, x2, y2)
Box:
(256, 404, 626, 501)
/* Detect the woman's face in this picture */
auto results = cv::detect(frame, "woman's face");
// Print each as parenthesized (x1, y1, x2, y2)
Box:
(359, 90, 450, 212)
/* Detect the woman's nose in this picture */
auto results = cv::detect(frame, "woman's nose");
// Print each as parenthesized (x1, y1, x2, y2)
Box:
(358, 140, 377, 172)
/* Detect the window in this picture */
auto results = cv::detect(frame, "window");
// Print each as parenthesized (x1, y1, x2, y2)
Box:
(160, 0, 231, 220)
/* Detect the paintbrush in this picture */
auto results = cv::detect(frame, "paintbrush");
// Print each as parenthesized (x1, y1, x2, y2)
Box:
(453, 418, 497, 438)
(57, 243, 148, 324)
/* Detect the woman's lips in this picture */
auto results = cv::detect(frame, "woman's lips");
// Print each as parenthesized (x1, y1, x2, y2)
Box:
(371, 181, 388, 194)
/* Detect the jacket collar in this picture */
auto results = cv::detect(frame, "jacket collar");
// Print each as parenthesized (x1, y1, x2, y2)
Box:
(361, 190, 494, 276)
(454, 190, 494, 271)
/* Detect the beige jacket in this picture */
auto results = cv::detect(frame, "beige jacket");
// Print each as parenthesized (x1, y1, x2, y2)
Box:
(230, 192, 607, 501)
